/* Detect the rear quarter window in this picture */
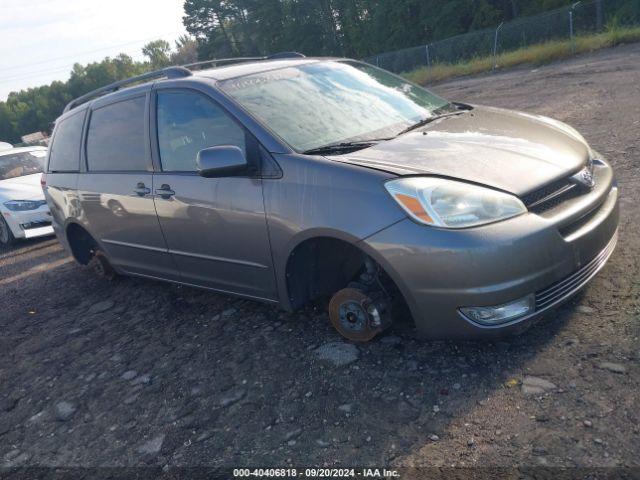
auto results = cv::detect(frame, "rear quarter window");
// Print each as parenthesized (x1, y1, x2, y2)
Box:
(86, 96, 148, 171)
(48, 110, 85, 172)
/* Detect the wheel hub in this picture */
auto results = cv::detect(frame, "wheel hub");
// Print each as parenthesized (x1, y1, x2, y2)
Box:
(339, 300, 367, 332)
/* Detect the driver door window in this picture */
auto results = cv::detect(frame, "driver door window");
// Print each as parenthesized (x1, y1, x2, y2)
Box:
(156, 90, 246, 171)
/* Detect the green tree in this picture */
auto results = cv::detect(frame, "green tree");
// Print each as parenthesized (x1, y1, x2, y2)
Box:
(0, 38, 204, 144)
(182, 0, 640, 59)
(142, 40, 172, 68)
(1, 0, 637, 144)
(170, 35, 199, 65)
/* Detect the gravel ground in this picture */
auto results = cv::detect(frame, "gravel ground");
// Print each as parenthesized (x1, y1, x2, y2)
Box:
(1, 43, 639, 471)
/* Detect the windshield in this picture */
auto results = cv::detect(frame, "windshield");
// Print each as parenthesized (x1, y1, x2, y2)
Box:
(0, 151, 46, 181)
(219, 61, 450, 152)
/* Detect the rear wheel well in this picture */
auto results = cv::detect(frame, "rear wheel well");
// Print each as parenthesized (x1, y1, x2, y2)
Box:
(285, 237, 405, 311)
(65, 223, 98, 265)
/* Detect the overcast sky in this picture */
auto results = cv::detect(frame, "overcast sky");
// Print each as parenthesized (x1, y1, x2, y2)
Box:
(0, 0, 187, 100)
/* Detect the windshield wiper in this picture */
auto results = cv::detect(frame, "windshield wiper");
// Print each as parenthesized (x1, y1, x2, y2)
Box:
(302, 138, 391, 156)
(396, 107, 468, 137)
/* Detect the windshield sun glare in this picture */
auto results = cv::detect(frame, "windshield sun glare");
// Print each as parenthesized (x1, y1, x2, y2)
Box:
(220, 61, 449, 152)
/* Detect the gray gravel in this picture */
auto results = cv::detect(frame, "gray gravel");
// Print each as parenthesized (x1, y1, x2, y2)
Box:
(315, 341, 360, 367)
(521, 376, 557, 395)
(54, 401, 77, 422)
(0, 43, 639, 468)
(137, 434, 165, 455)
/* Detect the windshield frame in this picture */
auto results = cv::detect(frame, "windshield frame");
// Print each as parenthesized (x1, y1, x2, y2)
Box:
(218, 59, 451, 155)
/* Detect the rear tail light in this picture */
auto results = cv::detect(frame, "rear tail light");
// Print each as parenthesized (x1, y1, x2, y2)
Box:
(40, 173, 47, 189)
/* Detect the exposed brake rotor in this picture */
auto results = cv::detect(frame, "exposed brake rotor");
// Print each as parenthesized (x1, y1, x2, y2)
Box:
(328, 288, 390, 342)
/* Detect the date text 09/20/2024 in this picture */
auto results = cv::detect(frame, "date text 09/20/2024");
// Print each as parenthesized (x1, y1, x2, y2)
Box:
(233, 468, 400, 478)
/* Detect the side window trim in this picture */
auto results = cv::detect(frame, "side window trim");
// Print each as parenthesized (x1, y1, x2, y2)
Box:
(79, 106, 90, 174)
(83, 92, 153, 173)
(150, 87, 259, 175)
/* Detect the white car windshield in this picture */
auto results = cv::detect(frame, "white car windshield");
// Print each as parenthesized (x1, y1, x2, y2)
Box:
(0, 151, 46, 181)
(219, 60, 450, 152)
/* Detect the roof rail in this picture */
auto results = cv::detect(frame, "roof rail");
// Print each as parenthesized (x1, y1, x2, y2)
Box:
(63, 66, 192, 113)
(266, 52, 305, 59)
(183, 52, 306, 71)
(182, 56, 266, 71)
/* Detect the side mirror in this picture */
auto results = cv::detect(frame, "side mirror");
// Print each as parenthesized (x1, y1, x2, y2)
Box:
(196, 145, 248, 178)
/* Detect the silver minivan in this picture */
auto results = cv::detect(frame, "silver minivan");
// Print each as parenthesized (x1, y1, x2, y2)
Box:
(43, 54, 618, 341)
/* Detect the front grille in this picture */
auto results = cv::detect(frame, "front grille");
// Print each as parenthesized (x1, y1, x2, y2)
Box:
(21, 220, 52, 230)
(535, 230, 617, 310)
(522, 164, 596, 214)
(522, 179, 583, 213)
(522, 178, 571, 205)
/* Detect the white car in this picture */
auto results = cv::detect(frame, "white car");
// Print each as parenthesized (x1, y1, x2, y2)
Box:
(0, 146, 54, 245)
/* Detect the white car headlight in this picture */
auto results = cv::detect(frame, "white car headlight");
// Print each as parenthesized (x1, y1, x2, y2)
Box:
(385, 177, 527, 228)
(3, 200, 47, 211)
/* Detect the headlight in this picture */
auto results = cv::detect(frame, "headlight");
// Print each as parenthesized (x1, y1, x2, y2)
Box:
(385, 177, 527, 228)
(3, 200, 47, 211)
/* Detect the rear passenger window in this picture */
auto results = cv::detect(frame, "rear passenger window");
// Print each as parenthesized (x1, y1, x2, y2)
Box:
(156, 91, 246, 171)
(86, 96, 147, 171)
(48, 110, 85, 172)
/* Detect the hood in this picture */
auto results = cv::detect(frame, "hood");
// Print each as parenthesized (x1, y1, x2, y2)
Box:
(330, 106, 590, 196)
(0, 174, 45, 201)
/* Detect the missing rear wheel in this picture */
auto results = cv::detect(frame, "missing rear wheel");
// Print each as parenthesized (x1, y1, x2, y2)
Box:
(88, 249, 117, 280)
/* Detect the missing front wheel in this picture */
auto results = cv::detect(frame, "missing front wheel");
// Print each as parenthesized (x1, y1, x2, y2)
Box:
(328, 287, 391, 342)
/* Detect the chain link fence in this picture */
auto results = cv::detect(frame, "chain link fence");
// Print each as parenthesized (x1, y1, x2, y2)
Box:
(365, 0, 639, 74)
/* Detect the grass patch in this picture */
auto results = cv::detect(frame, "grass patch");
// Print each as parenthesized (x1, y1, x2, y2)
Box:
(402, 25, 640, 85)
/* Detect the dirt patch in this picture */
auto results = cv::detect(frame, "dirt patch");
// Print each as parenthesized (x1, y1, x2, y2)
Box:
(1, 43, 639, 469)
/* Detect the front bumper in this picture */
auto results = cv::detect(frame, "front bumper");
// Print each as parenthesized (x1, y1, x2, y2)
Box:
(363, 162, 619, 339)
(2, 207, 54, 239)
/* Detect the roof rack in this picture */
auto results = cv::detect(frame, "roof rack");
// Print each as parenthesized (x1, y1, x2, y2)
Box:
(182, 56, 266, 71)
(266, 52, 306, 60)
(183, 51, 305, 71)
(63, 66, 192, 113)
(63, 52, 306, 112)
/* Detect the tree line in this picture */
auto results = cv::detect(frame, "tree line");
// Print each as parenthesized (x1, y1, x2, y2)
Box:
(2, 0, 638, 144)
(0, 37, 197, 144)
(184, 0, 636, 59)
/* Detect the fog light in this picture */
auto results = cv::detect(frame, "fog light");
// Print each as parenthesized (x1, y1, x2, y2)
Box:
(460, 294, 535, 326)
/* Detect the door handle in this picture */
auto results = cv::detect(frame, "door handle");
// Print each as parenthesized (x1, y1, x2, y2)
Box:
(133, 183, 150, 196)
(155, 184, 175, 199)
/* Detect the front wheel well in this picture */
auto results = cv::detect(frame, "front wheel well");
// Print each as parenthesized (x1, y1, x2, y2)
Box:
(285, 236, 405, 312)
(65, 223, 98, 265)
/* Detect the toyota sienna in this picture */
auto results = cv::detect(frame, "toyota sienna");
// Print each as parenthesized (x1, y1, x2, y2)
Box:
(43, 54, 619, 341)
